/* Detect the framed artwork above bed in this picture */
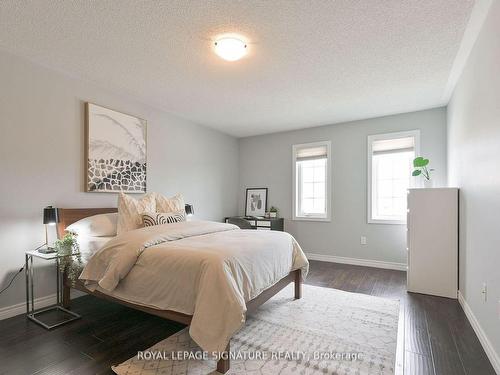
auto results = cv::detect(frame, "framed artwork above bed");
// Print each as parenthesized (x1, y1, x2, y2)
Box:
(85, 102, 147, 193)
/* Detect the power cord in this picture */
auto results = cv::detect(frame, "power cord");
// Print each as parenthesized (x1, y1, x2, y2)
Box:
(0, 266, 25, 295)
(0, 243, 46, 296)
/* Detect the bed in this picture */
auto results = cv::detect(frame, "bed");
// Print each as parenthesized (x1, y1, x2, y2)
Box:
(57, 208, 309, 373)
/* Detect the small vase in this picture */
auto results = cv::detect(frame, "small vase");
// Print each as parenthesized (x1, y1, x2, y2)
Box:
(269, 212, 277, 218)
(423, 179, 434, 188)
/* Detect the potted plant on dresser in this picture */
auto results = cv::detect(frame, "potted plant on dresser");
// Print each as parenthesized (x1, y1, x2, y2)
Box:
(269, 206, 279, 218)
(412, 156, 435, 188)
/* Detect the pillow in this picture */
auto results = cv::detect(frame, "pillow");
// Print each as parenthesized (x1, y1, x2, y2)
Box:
(77, 236, 114, 257)
(142, 211, 186, 227)
(156, 193, 185, 213)
(117, 192, 156, 234)
(66, 213, 118, 237)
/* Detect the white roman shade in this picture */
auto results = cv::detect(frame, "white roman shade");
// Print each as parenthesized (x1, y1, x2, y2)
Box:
(292, 140, 332, 221)
(372, 136, 415, 155)
(296, 144, 328, 161)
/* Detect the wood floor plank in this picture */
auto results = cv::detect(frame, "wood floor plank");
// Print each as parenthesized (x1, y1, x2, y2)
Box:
(405, 293, 432, 356)
(356, 267, 379, 295)
(371, 268, 394, 297)
(430, 343, 467, 375)
(31, 353, 92, 375)
(405, 351, 435, 375)
(450, 311, 496, 375)
(337, 265, 367, 292)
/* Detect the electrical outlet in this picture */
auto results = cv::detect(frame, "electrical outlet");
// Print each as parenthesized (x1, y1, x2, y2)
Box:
(360, 236, 367, 245)
(482, 282, 487, 302)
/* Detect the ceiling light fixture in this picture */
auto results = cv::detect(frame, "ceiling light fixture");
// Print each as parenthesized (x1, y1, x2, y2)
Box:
(214, 37, 247, 61)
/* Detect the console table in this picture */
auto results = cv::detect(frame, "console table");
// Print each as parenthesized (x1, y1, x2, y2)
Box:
(225, 217, 284, 231)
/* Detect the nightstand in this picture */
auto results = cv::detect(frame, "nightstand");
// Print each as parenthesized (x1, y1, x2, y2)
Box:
(25, 249, 81, 329)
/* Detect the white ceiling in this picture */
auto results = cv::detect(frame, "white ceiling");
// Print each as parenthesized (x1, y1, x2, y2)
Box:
(0, 1, 475, 137)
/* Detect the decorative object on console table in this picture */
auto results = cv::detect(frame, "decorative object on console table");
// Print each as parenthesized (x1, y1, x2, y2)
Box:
(268, 206, 279, 218)
(40, 206, 59, 254)
(85, 102, 147, 193)
(25, 248, 81, 329)
(225, 217, 284, 231)
(245, 188, 268, 217)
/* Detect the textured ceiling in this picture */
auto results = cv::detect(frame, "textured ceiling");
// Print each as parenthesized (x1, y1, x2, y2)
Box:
(0, 1, 475, 137)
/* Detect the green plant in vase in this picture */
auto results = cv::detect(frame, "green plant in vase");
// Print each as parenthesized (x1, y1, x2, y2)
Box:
(412, 156, 434, 187)
(269, 206, 279, 218)
(54, 232, 82, 287)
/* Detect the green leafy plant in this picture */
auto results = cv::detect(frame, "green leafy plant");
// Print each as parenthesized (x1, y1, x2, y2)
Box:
(412, 157, 434, 181)
(55, 232, 82, 287)
(269, 206, 279, 213)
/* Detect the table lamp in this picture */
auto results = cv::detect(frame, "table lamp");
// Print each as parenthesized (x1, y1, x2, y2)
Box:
(185, 204, 194, 216)
(40, 206, 59, 253)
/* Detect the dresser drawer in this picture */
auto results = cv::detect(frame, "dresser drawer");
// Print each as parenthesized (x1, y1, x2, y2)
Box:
(256, 220, 271, 227)
(256, 227, 271, 231)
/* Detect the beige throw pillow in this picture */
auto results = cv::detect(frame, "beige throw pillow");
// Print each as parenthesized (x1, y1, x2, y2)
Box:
(155, 193, 185, 213)
(117, 192, 156, 234)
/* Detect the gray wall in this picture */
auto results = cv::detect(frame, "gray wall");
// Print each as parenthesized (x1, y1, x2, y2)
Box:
(0, 50, 239, 309)
(447, 1, 500, 361)
(239, 108, 447, 265)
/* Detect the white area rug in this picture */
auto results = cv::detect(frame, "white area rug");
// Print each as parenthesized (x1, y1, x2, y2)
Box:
(113, 284, 399, 375)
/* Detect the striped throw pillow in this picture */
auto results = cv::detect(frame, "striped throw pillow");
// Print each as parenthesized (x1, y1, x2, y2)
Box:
(142, 211, 186, 227)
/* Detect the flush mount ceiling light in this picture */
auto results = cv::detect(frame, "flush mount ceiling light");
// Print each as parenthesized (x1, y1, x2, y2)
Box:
(214, 37, 247, 61)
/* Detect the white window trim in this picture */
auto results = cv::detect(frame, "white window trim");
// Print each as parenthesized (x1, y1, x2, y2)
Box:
(367, 130, 420, 225)
(292, 140, 332, 222)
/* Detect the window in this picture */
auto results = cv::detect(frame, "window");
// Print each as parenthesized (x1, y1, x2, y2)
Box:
(368, 130, 420, 224)
(293, 141, 331, 221)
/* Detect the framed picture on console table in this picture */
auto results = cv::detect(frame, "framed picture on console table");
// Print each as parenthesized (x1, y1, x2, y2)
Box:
(85, 102, 147, 193)
(245, 188, 268, 217)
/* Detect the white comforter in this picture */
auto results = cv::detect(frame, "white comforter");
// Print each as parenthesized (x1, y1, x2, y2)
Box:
(79, 220, 309, 352)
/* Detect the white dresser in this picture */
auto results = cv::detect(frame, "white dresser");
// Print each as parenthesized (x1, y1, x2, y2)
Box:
(407, 188, 458, 299)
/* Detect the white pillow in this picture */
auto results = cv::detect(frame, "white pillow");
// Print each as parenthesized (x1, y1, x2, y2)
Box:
(66, 213, 118, 237)
(142, 211, 186, 227)
(117, 192, 156, 234)
(156, 193, 185, 213)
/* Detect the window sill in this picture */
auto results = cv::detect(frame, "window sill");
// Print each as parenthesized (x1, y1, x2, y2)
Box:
(368, 219, 406, 225)
(292, 216, 331, 222)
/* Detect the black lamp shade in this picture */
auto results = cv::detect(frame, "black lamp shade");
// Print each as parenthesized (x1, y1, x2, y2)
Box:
(43, 206, 59, 224)
(185, 204, 194, 216)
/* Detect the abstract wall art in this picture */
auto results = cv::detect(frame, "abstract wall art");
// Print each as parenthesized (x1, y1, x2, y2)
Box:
(85, 103, 147, 193)
(245, 187, 268, 217)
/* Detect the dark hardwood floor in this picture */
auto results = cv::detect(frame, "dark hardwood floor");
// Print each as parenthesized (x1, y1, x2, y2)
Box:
(306, 261, 495, 375)
(0, 260, 495, 375)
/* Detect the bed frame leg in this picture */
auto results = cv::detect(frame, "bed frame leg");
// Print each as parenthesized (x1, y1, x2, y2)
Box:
(216, 342, 230, 373)
(62, 271, 71, 309)
(294, 269, 302, 299)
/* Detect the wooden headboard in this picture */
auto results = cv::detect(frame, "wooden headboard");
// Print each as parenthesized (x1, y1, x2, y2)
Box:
(57, 208, 117, 238)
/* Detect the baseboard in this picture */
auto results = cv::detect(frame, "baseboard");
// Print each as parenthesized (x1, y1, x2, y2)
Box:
(0, 293, 57, 320)
(306, 252, 407, 271)
(458, 291, 500, 374)
(0, 290, 84, 321)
